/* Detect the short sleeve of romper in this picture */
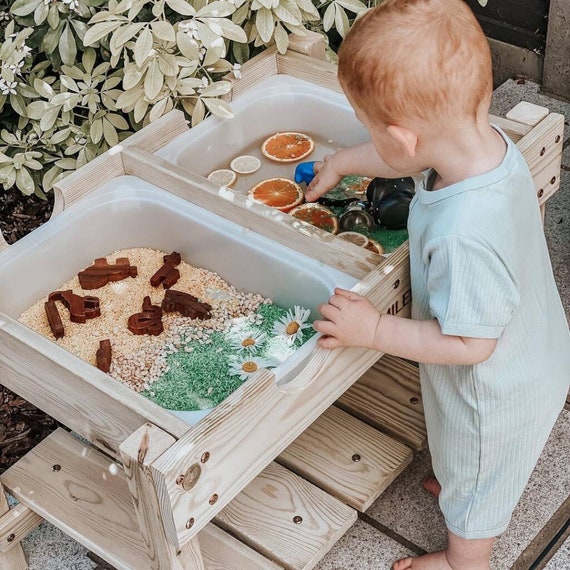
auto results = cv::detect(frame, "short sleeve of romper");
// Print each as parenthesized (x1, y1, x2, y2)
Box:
(425, 235, 520, 338)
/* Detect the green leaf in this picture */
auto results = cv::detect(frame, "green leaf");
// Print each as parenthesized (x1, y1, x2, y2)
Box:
(232, 42, 249, 64)
(59, 23, 78, 66)
(134, 27, 153, 67)
(26, 100, 51, 120)
(106, 113, 130, 129)
(34, 1, 49, 25)
(201, 80, 232, 97)
(158, 53, 178, 76)
(166, 0, 196, 15)
(61, 65, 86, 81)
(83, 20, 124, 46)
(55, 157, 77, 169)
(133, 96, 149, 123)
(15, 167, 35, 195)
(197, 1, 235, 17)
(60, 75, 80, 92)
(48, 5, 60, 29)
(144, 59, 164, 100)
(176, 31, 199, 60)
(203, 44, 224, 66)
(149, 97, 168, 122)
(334, 4, 350, 37)
(202, 97, 233, 118)
(0, 167, 17, 190)
(111, 22, 145, 51)
(43, 23, 65, 54)
(274, 21, 288, 53)
(151, 21, 175, 42)
(50, 128, 72, 145)
(322, 3, 335, 31)
(273, 0, 302, 25)
(10, 0, 42, 17)
(103, 118, 119, 146)
(116, 86, 144, 110)
(90, 119, 104, 144)
(123, 63, 144, 89)
(335, 0, 366, 12)
(191, 97, 205, 125)
(33, 78, 56, 99)
(25, 158, 43, 170)
(40, 106, 60, 131)
(82, 48, 97, 74)
(10, 94, 27, 117)
(478, 0, 488, 5)
(203, 17, 247, 42)
(255, 8, 274, 43)
(42, 165, 63, 192)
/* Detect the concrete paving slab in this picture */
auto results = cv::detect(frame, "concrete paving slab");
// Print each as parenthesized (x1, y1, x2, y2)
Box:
(315, 519, 415, 570)
(364, 411, 570, 569)
(490, 79, 570, 133)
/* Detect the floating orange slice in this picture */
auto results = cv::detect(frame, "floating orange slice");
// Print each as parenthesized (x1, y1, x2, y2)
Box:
(261, 132, 315, 163)
(338, 231, 369, 247)
(365, 238, 385, 254)
(207, 169, 237, 187)
(249, 178, 304, 212)
(289, 203, 339, 234)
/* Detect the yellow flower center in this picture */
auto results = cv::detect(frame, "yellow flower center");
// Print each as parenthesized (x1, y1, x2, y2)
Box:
(241, 337, 256, 347)
(242, 361, 258, 373)
(286, 321, 300, 335)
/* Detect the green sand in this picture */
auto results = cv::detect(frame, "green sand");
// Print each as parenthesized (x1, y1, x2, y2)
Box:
(142, 303, 316, 411)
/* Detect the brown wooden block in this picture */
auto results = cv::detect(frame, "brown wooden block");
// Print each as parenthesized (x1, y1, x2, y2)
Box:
(128, 296, 163, 336)
(96, 339, 112, 373)
(44, 300, 64, 339)
(48, 290, 100, 324)
(161, 290, 212, 319)
(150, 251, 181, 288)
(78, 257, 138, 290)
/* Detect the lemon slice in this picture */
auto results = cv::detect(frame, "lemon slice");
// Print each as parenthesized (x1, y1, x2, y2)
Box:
(230, 155, 261, 174)
(207, 169, 237, 188)
(338, 231, 369, 247)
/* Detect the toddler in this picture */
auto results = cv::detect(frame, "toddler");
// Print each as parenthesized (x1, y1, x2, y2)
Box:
(306, 0, 570, 568)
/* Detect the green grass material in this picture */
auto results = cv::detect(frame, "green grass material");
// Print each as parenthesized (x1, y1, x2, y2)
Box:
(142, 303, 316, 411)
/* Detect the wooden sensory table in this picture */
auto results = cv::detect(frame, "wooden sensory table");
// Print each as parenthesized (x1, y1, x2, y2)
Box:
(0, 33, 564, 570)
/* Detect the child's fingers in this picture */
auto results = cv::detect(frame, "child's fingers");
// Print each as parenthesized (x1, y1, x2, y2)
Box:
(317, 335, 342, 350)
(334, 288, 365, 301)
(327, 294, 351, 310)
(312, 318, 337, 336)
(316, 303, 340, 321)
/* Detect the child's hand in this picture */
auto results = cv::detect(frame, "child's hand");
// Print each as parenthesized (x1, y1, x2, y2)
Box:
(313, 288, 381, 350)
(304, 154, 344, 202)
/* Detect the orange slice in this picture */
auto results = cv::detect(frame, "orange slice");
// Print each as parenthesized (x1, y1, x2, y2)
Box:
(365, 238, 385, 254)
(289, 203, 339, 234)
(338, 231, 369, 247)
(230, 154, 261, 174)
(249, 178, 304, 212)
(261, 132, 315, 163)
(207, 169, 237, 188)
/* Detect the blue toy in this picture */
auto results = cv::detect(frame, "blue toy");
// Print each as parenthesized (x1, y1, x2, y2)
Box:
(294, 161, 316, 184)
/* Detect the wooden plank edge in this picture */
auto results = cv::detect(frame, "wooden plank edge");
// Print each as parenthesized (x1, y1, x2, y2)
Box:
(0, 502, 43, 553)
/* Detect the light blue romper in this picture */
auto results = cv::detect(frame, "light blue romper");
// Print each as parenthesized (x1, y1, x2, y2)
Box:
(408, 127, 570, 539)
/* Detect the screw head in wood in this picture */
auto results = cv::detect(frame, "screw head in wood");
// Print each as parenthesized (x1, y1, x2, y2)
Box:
(540, 147, 546, 156)
(201, 451, 210, 464)
(52, 464, 61, 472)
(7, 534, 15, 542)
(293, 516, 303, 524)
(538, 189, 544, 198)
(185, 518, 195, 529)
(410, 397, 419, 405)
(555, 135, 561, 143)
(209, 493, 218, 505)
(176, 475, 185, 486)
(393, 279, 401, 289)
(550, 176, 556, 185)
(352, 453, 361, 462)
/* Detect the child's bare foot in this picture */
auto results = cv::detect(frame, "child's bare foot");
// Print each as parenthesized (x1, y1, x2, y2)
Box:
(422, 477, 441, 498)
(393, 551, 452, 569)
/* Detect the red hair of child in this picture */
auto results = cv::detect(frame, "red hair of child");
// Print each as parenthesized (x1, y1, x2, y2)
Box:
(338, 0, 493, 127)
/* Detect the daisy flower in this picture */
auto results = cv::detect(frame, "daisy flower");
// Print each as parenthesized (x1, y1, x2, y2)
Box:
(272, 306, 311, 344)
(229, 328, 267, 352)
(228, 356, 275, 380)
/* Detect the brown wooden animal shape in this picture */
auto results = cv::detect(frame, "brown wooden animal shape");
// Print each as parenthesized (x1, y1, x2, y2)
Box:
(78, 257, 138, 289)
(48, 290, 101, 324)
(150, 251, 181, 289)
(161, 289, 212, 319)
(96, 339, 112, 373)
(128, 296, 164, 336)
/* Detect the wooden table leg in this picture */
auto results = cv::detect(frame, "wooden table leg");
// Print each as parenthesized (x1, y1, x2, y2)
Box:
(0, 481, 28, 570)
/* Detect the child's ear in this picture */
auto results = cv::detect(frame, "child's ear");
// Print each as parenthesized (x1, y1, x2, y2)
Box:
(387, 124, 418, 158)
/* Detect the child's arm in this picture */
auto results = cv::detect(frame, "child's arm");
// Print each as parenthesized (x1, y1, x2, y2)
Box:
(305, 142, 410, 202)
(314, 288, 497, 365)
